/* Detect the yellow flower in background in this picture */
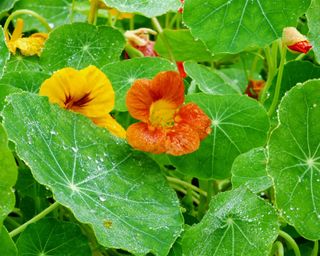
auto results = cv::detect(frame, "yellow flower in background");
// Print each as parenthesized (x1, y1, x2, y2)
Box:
(108, 8, 134, 20)
(39, 65, 126, 138)
(5, 18, 48, 56)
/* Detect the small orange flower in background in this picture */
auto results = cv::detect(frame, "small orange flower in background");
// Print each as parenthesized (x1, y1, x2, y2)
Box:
(282, 27, 312, 54)
(126, 71, 211, 156)
(5, 18, 48, 56)
(245, 80, 265, 99)
(39, 65, 126, 138)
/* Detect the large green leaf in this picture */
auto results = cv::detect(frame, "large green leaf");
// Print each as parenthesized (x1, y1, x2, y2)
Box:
(40, 23, 125, 72)
(2, 93, 183, 256)
(181, 187, 279, 255)
(0, 125, 18, 227)
(0, 71, 50, 92)
(170, 93, 270, 179)
(231, 147, 273, 193)
(184, 62, 243, 95)
(0, 84, 21, 111)
(306, 0, 320, 63)
(13, 0, 87, 32)
(0, 27, 10, 78)
(0, 226, 17, 256)
(16, 218, 91, 255)
(102, 0, 180, 18)
(268, 79, 320, 240)
(0, 0, 18, 16)
(4, 54, 42, 73)
(183, 0, 311, 54)
(154, 29, 212, 62)
(102, 57, 176, 111)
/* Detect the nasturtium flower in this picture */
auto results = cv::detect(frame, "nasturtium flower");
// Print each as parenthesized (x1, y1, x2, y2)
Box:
(126, 71, 211, 156)
(39, 65, 126, 138)
(5, 18, 48, 56)
(282, 27, 312, 54)
(245, 80, 265, 99)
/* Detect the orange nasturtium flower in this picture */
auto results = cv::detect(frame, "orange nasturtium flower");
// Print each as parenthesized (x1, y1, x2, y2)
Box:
(5, 18, 48, 56)
(282, 27, 312, 54)
(126, 71, 212, 156)
(39, 65, 126, 138)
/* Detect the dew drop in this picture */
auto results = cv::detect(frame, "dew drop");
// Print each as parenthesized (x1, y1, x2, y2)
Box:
(99, 195, 107, 202)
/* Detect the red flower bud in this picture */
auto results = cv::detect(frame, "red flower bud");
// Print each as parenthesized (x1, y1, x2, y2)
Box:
(282, 27, 312, 54)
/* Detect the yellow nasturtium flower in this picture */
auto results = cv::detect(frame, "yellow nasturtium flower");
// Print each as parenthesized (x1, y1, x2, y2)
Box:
(39, 65, 126, 138)
(5, 18, 48, 56)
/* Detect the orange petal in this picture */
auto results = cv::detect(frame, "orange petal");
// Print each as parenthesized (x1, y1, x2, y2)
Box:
(150, 71, 185, 106)
(126, 122, 166, 154)
(165, 123, 200, 156)
(126, 79, 154, 122)
(92, 114, 126, 138)
(176, 103, 212, 140)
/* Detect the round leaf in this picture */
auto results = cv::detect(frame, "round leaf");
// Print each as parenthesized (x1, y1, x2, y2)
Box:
(102, 0, 180, 18)
(5, 55, 42, 73)
(268, 79, 320, 240)
(0, 0, 18, 16)
(0, 226, 17, 256)
(16, 218, 91, 255)
(170, 93, 270, 179)
(231, 147, 273, 193)
(183, 0, 311, 54)
(2, 93, 183, 256)
(102, 57, 176, 111)
(184, 61, 242, 95)
(40, 23, 125, 72)
(306, 0, 320, 63)
(182, 187, 279, 256)
(0, 27, 10, 78)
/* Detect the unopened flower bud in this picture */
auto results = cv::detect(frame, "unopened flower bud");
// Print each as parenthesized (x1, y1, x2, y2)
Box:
(282, 27, 312, 54)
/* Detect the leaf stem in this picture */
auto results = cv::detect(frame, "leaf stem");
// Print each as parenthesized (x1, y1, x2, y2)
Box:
(267, 43, 286, 116)
(9, 201, 59, 237)
(170, 184, 200, 205)
(311, 240, 319, 256)
(88, 0, 98, 24)
(270, 241, 284, 256)
(3, 9, 52, 34)
(278, 230, 301, 256)
(166, 176, 207, 197)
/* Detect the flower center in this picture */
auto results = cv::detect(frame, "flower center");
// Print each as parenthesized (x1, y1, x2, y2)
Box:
(149, 99, 177, 128)
(65, 93, 92, 110)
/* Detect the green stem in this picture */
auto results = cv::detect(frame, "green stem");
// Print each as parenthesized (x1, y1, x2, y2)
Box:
(169, 13, 179, 29)
(249, 49, 262, 80)
(70, 0, 76, 23)
(267, 44, 286, 116)
(5, 217, 20, 229)
(124, 43, 144, 58)
(311, 241, 319, 256)
(270, 241, 284, 256)
(129, 16, 134, 30)
(9, 202, 59, 237)
(166, 176, 207, 197)
(170, 184, 200, 205)
(3, 9, 52, 33)
(151, 17, 175, 63)
(278, 230, 301, 256)
(88, 0, 98, 24)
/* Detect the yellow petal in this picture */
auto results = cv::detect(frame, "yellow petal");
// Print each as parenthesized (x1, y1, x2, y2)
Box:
(11, 18, 24, 41)
(93, 114, 126, 138)
(15, 33, 47, 56)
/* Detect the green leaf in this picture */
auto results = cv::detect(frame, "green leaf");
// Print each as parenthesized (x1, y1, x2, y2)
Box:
(183, 0, 311, 54)
(170, 93, 270, 179)
(307, 0, 320, 63)
(0, 27, 10, 78)
(5, 54, 42, 73)
(268, 79, 320, 240)
(16, 218, 91, 255)
(154, 29, 212, 62)
(0, 226, 17, 256)
(102, 0, 180, 18)
(0, 124, 18, 227)
(102, 57, 176, 111)
(2, 92, 183, 256)
(0, 0, 18, 16)
(181, 187, 279, 256)
(184, 61, 243, 95)
(40, 23, 126, 72)
(0, 84, 21, 111)
(0, 71, 50, 92)
(231, 147, 273, 193)
(13, 0, 87, 32)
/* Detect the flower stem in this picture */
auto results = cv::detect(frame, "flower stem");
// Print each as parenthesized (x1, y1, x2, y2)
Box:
(151, 17, 175, 63)
(170, 184, 200, 205)
(270, 241, 284, 256)
(311, 241, 319, 256)
(267, 43, 287, 116)
(166, 176, 207, 197)
(88, 0, 99, 24)
(278, 230, 301, 256)
(3, 9, 52, 33)
(9, 202, 59, 237)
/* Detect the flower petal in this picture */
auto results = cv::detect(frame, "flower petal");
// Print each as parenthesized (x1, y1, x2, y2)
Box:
(92, 114, 126, 138)
(176, 103, 212, 140)
(165, 123, 200, 156)
(126, 122, 166, 154)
